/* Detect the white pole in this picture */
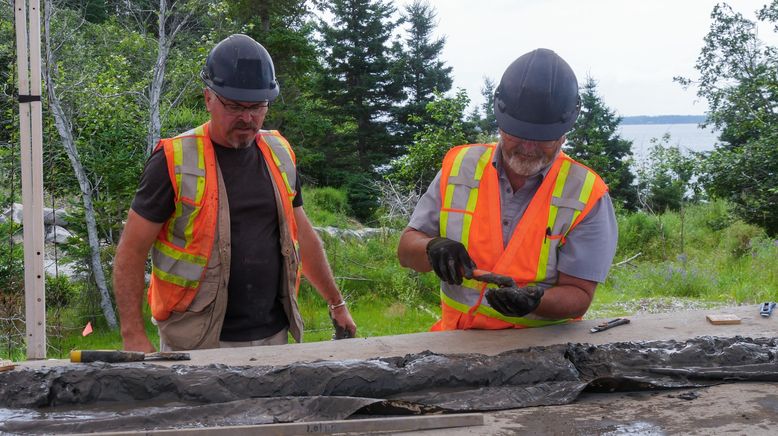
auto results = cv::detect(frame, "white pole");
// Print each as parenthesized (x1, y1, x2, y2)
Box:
(14, 0, 47, 360)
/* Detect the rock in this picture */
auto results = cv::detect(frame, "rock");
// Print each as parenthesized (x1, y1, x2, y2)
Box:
(45, 225, 73, 244)
(43, 207, 69, 226)
(313, 226, 393, 240)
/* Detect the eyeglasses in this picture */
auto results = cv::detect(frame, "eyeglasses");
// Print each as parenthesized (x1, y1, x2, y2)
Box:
(212, 92, 268, 115)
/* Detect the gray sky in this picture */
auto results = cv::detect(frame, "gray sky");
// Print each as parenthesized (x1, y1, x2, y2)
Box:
(399, 0, 774, 117)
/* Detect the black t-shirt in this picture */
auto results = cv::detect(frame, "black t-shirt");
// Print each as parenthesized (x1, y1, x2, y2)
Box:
(131, 139, 303, 341)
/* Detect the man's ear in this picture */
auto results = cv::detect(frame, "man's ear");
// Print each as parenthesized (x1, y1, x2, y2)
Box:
(203, 88, 213, 112)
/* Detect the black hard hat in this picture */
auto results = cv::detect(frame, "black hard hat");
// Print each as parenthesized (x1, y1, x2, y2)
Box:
(494, 49, 580, 141)
(200, 34, 279, 103)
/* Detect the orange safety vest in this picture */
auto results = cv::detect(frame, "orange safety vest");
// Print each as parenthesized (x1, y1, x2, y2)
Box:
(147, 122, 300, 321)
(433, 144, 608, 331)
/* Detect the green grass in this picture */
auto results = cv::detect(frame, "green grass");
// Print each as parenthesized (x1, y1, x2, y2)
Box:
(2, 196, 777, 360)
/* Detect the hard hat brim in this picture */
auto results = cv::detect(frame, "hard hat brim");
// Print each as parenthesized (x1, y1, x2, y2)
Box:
(205, 82, 279, 103)
(494, 99, 576, 141)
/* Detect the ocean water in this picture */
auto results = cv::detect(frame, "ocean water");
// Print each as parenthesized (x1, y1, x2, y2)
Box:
(617, 123, 720, 159)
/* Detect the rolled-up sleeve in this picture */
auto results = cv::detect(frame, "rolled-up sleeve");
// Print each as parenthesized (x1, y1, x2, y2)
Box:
(556, 193, 618, 283)
(407, 171, 443, 237)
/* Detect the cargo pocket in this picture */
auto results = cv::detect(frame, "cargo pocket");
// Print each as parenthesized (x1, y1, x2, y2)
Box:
(157, 258, 221, 350)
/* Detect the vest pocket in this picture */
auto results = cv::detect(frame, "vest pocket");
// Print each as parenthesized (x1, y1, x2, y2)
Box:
(157, 260, 222, 350)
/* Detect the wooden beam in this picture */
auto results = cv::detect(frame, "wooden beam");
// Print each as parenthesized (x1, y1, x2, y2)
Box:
(86, 413, 485, 435)
(14, 0, 47, 360)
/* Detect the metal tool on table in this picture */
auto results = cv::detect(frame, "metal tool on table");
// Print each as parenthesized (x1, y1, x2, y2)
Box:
(70, 350, 190, 363)
(759, 302, 776, 318)
(590, 317, 630, 333)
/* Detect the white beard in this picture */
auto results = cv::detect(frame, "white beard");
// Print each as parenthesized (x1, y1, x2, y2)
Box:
(502, 148, 557, 176)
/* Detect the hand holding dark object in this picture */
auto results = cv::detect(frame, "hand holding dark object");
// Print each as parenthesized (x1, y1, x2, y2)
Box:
(329, 301, 356, 340)
(484, 286, 545, 317)
(330, 313, 353, 339)
(425, 237, 476, 285)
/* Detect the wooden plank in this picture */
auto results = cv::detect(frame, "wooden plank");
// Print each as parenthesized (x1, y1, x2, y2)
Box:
(0, 359, 15, 372)
(15, 0, 47, 359)
(85, 413, 485, 435)
(706, 314, 741, 325)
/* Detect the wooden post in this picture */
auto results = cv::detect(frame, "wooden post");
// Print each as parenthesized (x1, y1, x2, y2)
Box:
(14, 0, 47, 360)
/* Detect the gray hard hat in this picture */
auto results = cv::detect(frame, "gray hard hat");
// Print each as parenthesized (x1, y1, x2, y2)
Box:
(494, 49, 580, 141)
(200, 34, 279, 103)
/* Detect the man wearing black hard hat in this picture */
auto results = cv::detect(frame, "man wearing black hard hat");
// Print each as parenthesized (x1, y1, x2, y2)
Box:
(115, 34, 356, 352)
(398, 49, 617, 331)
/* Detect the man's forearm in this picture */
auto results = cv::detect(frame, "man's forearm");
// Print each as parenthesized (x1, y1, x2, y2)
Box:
(113, 244, 151, 342)
(533, 272, 597, 319)
(295, 208, 343, 304)
(397, 227, 435, 273)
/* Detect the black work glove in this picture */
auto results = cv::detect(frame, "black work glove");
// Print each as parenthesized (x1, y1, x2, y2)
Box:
(484, 286, 545, 317)
(425, 237, 476, 285)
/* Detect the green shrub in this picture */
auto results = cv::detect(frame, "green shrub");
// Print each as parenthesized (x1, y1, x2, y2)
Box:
(45, 274, 80, 309)
(616, 211, 663, 259)
(718, 221, 766, 257)
(304, 187, 355, 228)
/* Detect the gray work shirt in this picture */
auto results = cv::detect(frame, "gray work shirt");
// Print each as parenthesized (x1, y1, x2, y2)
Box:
(407, 147, 618, 283)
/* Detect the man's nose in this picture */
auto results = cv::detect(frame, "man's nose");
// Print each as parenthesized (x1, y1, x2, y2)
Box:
(237, 110, 253, 123)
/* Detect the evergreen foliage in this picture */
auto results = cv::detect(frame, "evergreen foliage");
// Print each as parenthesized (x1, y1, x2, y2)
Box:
(566, 78, 637, 210)
(316, 0, 403, 187)
(392, 0, 453, 144)
(468, 77, 498, 138)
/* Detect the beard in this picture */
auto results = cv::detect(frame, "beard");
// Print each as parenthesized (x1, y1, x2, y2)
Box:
(228, 121, 260, 148)
(501, 146, 557, 176)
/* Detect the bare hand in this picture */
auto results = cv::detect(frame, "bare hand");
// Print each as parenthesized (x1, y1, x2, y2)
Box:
(330, 305, 357, 339)
(122, 332, 157, 353)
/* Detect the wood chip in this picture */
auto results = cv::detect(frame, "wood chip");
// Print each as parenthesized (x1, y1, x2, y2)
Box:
(706, 314, 741, 325)
(0, 359, 14, 372)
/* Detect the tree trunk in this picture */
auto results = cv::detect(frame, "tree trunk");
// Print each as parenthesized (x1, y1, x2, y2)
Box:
(146, 0, 169, 156)
(43, 0, 118, 329)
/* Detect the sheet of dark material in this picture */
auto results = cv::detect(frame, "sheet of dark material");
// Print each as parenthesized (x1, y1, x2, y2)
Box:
(1, 336, 776, 433)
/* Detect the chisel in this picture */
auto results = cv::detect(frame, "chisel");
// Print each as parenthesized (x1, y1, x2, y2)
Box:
(70, 350, 190, 363)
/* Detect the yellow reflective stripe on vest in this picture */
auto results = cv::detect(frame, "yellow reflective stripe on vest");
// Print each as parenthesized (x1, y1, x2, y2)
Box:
(570, 171, 596, 230)
(262, 132, 296, 201)
(439, 289, 568, 327)
(534, 160, 572, 283)
(441, 147, 470, 238)
(167, 126, 207, 249)
(461, 150, 491, 249)
(151, 240, 207, 288)
(534, 160, 599, 285)
(441, 146, 491, 248)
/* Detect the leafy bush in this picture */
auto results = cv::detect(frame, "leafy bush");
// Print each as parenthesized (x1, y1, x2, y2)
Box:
(305, 187, 355, 228)
(718, 221, 766, 257)
(45, 274, 80, 309)
(0, 229, 23, 296)
(616, 211, 663, 259)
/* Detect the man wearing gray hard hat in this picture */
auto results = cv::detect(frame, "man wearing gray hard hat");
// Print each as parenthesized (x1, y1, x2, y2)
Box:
(398, 49, 617, 331)
(115, 34, 356, 352)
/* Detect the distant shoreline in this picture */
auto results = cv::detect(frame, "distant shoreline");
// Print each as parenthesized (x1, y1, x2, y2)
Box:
(621, 115, 706, 125)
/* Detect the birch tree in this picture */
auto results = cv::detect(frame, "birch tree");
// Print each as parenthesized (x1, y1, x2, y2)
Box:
(42, 0, 117, 328)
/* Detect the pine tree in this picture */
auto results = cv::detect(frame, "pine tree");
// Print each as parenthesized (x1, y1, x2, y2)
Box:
(392, 0, 453, 144)
(467, 77, 497, 140)
(316, 0, 403, 186)
(565, 77, 637, 210)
